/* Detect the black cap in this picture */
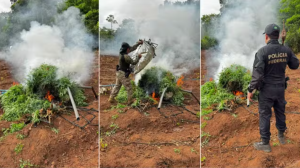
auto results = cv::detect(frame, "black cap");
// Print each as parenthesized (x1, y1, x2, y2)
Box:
(120, 42, 131, 54)
(121, 42, 131, 49)
(263, 24, 280, 39)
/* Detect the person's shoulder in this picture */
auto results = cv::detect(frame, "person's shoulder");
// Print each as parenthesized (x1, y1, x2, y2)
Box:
(281, 45, 293, 53)
(256, 45, 268, 55)
(124, 54, 132, 60)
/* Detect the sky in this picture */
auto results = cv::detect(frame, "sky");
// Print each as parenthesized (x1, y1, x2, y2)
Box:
(201, 0, 220, 17)
(0, 0, 11, 13)
(99, 0, 189, 29)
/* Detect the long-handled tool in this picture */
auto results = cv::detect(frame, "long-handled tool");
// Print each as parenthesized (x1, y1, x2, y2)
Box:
(157, 87, 168, 110)
(281, 20, 286, 46)
(67, 87, 80, 121)
(247, 89, 256, 107)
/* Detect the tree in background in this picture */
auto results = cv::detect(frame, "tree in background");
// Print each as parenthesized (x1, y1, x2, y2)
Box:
(280, 0, 300, 53)
(0, 0, 99, 50)
(0, 0, 58, 50)
(201, 14, 219, 50)
(106, 15, 118, 30)
(64, 0, 99, 37)
(201, 36, 218, 50)
(100, 27, 115, 40)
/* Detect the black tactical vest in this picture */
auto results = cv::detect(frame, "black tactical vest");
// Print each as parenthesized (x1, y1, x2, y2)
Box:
(119, 54, 130, 72)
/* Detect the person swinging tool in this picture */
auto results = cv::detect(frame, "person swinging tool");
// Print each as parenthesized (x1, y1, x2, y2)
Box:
(247, 23, 299, 152)
(108, 40, 143, 105)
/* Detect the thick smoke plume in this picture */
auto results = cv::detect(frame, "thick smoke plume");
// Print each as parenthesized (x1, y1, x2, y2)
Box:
(0, 1, 95, 84)
(100, 1, 200, 77)
(207, 0, 279, 80)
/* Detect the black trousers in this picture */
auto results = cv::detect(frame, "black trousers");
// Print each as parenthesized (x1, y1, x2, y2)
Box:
(258, 84, 287, 141)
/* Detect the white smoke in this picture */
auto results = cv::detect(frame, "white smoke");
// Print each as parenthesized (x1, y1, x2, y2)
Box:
(2, 7, 94, 84)
(100, 0, 200, 77)
(208, 0, 280, 80)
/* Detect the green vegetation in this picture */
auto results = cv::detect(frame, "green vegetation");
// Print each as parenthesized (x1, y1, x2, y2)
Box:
(51, 127, 59, 134)
(201, 132, 211, 147)
(105, 123, 119, 136)
(232, 113, 238, 118)
(201, 109, 213, 116)
(0, 123, 26, 141)
(14, 143, 24, 154)
(0, 64, 87, 124)
(174, 148, 181, 154)
(0, 0, 98, 50)
(19, 159, 34, 168)
(115, 67, 185, 106)
(201, 36, 218, 50)
(218, 64, 252, 93)
(63, 0, 99, 36)
(100, 138, 108, 149)
(111, 103, 126, 110)
(196, 112, 200, 118)
(201, 122, 207, 129)
(139, 67, 185, 106)
(191, 148, 197, 153)
(280, 0, 300, 53)
(0, 85, 50, 122)
(111, 114, 119, 120)
(10, 123, 25, 133)
(201, 14, 219, 50)
(201, 81, 235, 109)
(201, 64, 257, 111)
(16, 134, 26, 140)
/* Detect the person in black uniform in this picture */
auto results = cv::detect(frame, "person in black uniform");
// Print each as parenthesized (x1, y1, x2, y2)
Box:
(247, 24, 299, 152)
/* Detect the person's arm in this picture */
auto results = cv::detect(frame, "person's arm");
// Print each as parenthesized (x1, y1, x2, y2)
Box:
(248, 50, 265, 92)
(128, 40, 143, 53)
(287, 50, 299, 70)
(124, 54, 141, 65)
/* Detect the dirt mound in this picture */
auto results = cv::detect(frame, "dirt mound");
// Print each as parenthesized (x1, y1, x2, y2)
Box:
(100, 55, 200, 167)
(0, 51, 99, 168)
(201, 52, 300, 167)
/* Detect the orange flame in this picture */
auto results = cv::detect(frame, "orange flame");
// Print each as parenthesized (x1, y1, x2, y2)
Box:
(45, 91, 54, 102)
(177, 75, 184, 87)
(152, 92, 160, 104)
(233, 91, 245, 100)
(13, 82, 19, 85)
(209, 78, 213, 81)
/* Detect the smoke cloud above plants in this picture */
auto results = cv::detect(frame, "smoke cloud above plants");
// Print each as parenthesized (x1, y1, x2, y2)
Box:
(0, 0, 95, 84)
(206, 0, 279, 80)
(100, 0, 200, 76)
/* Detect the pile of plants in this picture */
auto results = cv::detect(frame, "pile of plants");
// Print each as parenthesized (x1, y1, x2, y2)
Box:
(218, 64, 252, 94)
(201, 64, 257, 113)
(115, 67, 185, 106)
(0, 64, 87, 122)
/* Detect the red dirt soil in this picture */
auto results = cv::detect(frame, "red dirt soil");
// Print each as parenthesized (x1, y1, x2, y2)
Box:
(201, 50, 300, 167)
(100, 55, 200, 167)
(0, 51, 99, 168)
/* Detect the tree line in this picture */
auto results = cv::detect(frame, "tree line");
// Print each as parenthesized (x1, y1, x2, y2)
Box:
(201, 0, 300, 53)
(0, 0, 98, 50)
